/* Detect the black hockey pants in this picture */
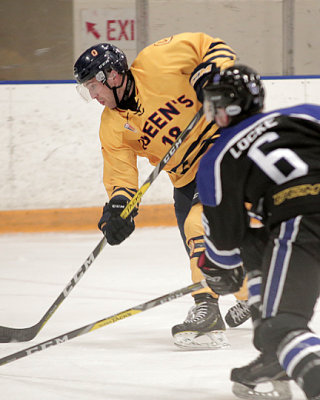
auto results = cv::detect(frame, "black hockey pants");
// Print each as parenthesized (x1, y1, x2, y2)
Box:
(244, 214, 320, 399)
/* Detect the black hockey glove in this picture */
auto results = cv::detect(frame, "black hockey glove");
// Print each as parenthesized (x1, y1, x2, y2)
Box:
(198, 252, 245, 295)
(98, 197, 138, 246)
(190, 62, 218, 103)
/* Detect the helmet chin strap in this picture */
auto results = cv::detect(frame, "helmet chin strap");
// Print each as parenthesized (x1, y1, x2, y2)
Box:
(104, 72, 133, 108)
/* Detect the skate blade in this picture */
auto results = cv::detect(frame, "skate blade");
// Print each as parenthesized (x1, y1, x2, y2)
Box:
(232, 380, 292, 400)
(173, 330, 230, 350)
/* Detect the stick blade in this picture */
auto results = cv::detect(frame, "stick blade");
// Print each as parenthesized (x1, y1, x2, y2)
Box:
(0, 326, 38, 343)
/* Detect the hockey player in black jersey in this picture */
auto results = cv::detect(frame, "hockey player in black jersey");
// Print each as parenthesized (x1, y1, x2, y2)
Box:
(196, 65, 320, 400)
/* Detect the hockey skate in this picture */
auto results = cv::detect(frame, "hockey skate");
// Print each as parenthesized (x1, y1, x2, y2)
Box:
(225, 300, 251, 328)
(231, 352, 292, 400)
(171, 293, 229, 350)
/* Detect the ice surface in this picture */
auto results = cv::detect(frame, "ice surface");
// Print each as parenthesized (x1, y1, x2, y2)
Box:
(0, 227, 317, 399)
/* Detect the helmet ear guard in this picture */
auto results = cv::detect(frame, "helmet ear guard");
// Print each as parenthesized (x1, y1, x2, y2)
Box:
(203, 65, 265, 125)
(95, 70, 107, 83)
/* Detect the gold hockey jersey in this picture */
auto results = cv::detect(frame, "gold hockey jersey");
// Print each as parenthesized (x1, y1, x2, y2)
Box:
(99, 32, 236, 200)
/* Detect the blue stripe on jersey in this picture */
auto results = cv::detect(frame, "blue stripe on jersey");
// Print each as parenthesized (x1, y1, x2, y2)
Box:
(208, 41, 226, 50)
(206, 55, 235, 64)
(248, 275, 262, 308)
(248, 277, 261, 298)
(204, 236, 242, 269)
(197, 103, 320, 207)
(279, 331, 320, 376)
(262, 216, 301, 318)
(205, 47, 236, 57)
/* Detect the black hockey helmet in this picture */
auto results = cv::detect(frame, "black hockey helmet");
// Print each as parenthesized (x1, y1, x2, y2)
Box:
(203, 64, 265, 125)
(73, 43, 128, 84)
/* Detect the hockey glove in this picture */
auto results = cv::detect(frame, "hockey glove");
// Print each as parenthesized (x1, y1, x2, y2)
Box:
(190, 62, 218, 103)
(98, 197, 138, 245)
(198, 252, 245, 295)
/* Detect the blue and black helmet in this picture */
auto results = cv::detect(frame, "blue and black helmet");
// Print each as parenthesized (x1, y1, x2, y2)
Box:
(73, 43, 128, 84)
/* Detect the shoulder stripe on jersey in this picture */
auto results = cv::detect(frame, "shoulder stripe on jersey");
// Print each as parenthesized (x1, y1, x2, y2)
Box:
(289, 113, 320, 124)
(205, 47, 236, 58)
(208, 41, 227, 48)
(205, 54, 236, 63)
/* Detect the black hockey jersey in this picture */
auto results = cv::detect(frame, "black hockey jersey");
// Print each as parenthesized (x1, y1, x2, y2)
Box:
(197, 104, 320, 269)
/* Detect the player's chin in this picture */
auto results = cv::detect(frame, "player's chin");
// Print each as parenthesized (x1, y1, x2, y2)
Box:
(216, 115, 230, 127)
(101, 100, 117, 109)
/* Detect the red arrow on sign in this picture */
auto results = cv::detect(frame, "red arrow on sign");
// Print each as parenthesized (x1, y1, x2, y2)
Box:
(86, 22, 101, 39)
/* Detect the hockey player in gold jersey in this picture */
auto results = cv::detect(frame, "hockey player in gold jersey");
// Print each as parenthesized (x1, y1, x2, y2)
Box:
(74, 32, 250, 349)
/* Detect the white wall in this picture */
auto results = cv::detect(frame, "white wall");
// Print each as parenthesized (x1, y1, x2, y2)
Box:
(1, 78, 320, 211)
(73, 0, 320, 76)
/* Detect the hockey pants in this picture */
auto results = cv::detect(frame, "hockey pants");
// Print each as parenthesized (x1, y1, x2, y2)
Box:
(244, 215, 320, 399)
(173, 180, 248, 299)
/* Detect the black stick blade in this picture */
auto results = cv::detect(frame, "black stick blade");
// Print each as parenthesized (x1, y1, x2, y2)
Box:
(0, 326, 39, 343)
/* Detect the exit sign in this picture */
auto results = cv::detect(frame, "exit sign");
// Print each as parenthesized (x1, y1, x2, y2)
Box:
(81, 9, 136, 50)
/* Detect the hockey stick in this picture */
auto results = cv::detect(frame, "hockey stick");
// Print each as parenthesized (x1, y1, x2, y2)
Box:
(0, 107, 204, 343)
(121, 106, 203, 219)
(0, 238, 108, 343)
(0, 280, 206, 366)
